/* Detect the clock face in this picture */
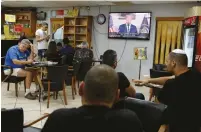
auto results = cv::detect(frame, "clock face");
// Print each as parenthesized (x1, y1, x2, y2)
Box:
(97, 14, 106, 25)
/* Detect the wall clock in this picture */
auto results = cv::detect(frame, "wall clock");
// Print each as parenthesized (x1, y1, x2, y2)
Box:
(97, 14, 106, 25)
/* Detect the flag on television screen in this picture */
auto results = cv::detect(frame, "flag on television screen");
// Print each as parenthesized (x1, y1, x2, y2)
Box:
(139, 15, 149, 34)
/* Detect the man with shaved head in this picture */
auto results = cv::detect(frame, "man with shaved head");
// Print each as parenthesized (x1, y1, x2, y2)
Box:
(158, 49, 201, 132)
(134, 49, 201, 132)
(42, 64, 143, 132)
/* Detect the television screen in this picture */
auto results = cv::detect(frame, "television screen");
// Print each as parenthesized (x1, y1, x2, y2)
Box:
(108, 12, 151, 40)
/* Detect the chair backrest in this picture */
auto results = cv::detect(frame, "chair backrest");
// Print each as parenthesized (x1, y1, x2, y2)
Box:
(76, 61, 92, 81)
(153, 64, 167, 71)
(114, 98, 167, 132)
(61, 54, 74, 66)
(47, 65, 68, 81)
(150, 69, 172, 78)
(1, 108, 24, 132)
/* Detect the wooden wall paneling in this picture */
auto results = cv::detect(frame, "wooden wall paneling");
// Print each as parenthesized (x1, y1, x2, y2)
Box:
(87, 16, 92, 49)
(31, 12, 36, 37)
(50, 18, 64, 33)
(165, 23, 173, 62)
(171, 22, 178, 51)
(176, 22, 182, 49)
(159, 22, 168, 64)
(154, 21, 162, 64)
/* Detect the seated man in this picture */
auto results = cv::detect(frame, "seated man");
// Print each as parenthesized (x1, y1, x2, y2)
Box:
(73, 41, 93, 81)
(4, 39, 37, 100)
(102, 50, 145, 100)
(42, 65, 143, 132)
(73, 41, 93, 61)
(60, 38, 75, 55)
(56, 42, 63, 52)
(135, 49, 201, 132)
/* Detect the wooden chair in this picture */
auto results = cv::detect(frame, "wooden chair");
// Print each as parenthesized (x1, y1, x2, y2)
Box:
(1, 65, 26, 97)
(149, 69, 172, 102)
(61, 54, 77, 99)
(75, 61, 93, 89)
(66, 66, 76, 99)
(1, 108, 49, 132)
(42, 65, 68, 108)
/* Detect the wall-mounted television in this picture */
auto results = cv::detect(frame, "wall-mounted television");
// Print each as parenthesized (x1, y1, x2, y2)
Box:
(108, 12, 151, 40)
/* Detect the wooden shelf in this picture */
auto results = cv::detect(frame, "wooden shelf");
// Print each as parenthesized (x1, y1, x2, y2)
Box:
(76, 33, 86, 35)
(64, 25, 75, 26)
(75, 25, 87, 27)
(64, 32, 74, 35)
(63, 16, 92, 48)
(76, 40, 86, 42)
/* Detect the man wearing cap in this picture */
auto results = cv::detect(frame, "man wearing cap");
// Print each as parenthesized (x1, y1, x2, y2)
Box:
(4, 39, 37, 100)
(136, 49, 201, 132)
(158, 49, 201, 132)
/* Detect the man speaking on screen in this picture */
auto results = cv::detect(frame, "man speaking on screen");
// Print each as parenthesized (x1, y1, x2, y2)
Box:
(118, 14, 138, 35)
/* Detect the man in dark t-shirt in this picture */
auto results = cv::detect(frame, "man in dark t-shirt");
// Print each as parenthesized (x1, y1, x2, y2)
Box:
(42, 65, 143, 132)
(136, 49, 201, 132)
(102, 49, 145, 99)
(157, 49, 201, 132)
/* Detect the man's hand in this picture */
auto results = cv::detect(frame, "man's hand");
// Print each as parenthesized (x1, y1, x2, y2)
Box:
(27, 59, 33, 64)
(30, 44, 34, 52)
(45, 35, 50, 41)
(132, 79, 149, 85)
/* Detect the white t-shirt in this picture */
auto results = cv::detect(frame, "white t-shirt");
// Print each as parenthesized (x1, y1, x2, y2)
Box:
(35, 29, 48, 50)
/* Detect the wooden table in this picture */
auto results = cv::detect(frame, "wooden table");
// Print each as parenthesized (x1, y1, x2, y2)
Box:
(26, 63, 57, 101)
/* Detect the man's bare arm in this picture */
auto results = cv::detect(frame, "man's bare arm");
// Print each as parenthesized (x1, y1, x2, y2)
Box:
(133, 76, 174, 86)
(12, 59, 33, 65)
(36, 35, 45, 42)
(125, 85, 136, 97)
(28, 44, 35, 60)
(148, 76, 174, 85)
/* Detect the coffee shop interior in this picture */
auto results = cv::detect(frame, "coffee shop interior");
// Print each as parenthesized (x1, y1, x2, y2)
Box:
(1, 1, 201, 132)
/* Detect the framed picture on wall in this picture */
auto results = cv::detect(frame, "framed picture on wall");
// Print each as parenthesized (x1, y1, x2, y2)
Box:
(134, 47, 147, 60)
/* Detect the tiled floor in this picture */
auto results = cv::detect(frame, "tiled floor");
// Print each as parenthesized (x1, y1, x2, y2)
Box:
(1, 81, 149, 129)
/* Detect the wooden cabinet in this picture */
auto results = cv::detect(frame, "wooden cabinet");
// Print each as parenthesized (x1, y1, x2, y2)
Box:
(63, 16, 92, 48)
(15, 11, 36, 37)
(1, 8, 36, 38)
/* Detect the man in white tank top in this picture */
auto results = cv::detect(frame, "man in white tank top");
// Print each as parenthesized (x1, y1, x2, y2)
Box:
(35, 22, 50, 60)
